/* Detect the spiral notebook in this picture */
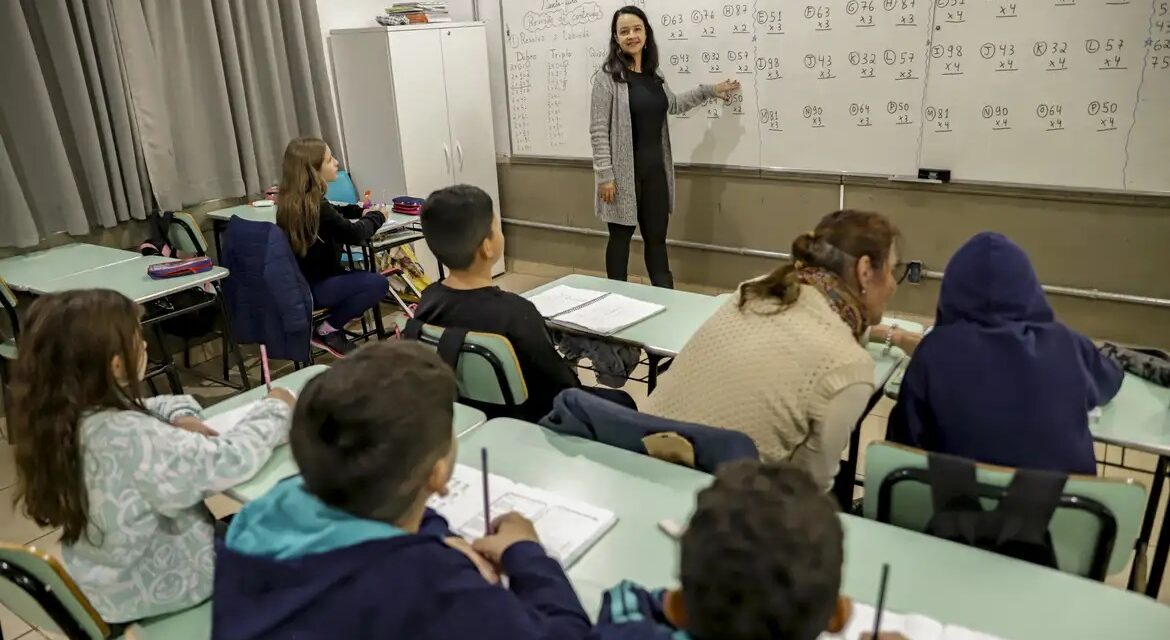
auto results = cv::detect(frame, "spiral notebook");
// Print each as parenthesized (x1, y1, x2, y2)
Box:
(427, 464, 617, 568)
(528, 285, 664, 336)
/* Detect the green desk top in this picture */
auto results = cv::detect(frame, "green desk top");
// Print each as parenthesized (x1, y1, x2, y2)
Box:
(1094, 374, 1170, 457)
(0, 244, 141, 292)
(34, 256, 228, 304)
(463, 418, 1170, 638)
(213, 365, 489, 502)
(523, 274, 729, 357)
(207, 203, 418, 235)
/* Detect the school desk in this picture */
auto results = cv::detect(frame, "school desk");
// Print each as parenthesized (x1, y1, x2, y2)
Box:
(885, 364, 1170, 598)
(205, 203, 421, 267)
(0, 244, 245, 393)
(522, 274, 730, 391)
(462, 418, 1170, 638)
(213, 365, 489, 502)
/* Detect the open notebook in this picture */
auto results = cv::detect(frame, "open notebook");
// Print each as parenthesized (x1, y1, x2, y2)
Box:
(428, 464, 618, 568)
(528, 285, 664, 336)
(204, 397, 295, 445)
(821, 603, 1003, 640)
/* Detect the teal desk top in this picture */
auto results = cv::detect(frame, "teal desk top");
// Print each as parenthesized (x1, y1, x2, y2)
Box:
(0, 244, 142, 292)
(207, 203, 418, 234)
(523, 274, 730, 357)
(214, 365, 489, 502)
(463, 418, 1170, 638)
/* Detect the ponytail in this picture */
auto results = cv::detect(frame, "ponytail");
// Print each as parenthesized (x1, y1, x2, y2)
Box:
(739, 210, 899, 313)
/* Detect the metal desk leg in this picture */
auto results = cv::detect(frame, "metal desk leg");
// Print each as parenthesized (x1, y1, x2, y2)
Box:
(212, 220, 226, 261)
(151, 323, 184, 394)
(646, 353, 662, 394)
(1144, 456, 1169, 598)
(214, 282, 252, 390)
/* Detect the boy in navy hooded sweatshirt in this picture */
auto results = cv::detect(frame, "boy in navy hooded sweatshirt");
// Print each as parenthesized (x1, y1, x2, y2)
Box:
(888, 232, 1123, 474)
(212, 341, 591, 640)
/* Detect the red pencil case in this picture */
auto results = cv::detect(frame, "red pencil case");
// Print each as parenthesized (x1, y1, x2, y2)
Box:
(147, 257, 213, 279)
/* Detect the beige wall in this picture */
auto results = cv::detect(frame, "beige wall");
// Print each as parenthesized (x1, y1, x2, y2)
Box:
(498, 159, 1170, 348)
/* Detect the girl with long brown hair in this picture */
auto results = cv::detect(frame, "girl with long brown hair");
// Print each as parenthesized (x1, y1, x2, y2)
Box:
(9, 289, 294, 624)
(644, 210, 915, 491)
(277, 137, 389, 356)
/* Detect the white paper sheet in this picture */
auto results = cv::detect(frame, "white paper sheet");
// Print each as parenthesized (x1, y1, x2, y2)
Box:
(204, 399, 291, 445)
(821, 603, 1003, 640)
(527, 285, 609, 318)
(427, 464, 618, 568)
(551, 293, 664, 336)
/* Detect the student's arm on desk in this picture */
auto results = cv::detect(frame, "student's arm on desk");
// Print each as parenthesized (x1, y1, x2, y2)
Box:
(144, 395, 203, 421)
(1073, 332, 1124, 408)
(433, 541, 591, 640)
(319, 201, 385, 245)
(511, 299, 581, 388)
(136, 399, 292, 516)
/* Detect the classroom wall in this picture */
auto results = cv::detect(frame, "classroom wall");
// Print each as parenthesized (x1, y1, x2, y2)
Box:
(496, 160, 1170, 349)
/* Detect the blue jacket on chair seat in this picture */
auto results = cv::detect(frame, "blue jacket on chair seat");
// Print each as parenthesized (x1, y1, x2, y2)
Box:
(539, 389, 759, 473)
(220, 217, 313, 362)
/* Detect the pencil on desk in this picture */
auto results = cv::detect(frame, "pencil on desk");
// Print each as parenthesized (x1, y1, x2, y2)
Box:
(873, 563, 890, 638)
(481, 448, 491, 535)
(259, 344, 272, 392)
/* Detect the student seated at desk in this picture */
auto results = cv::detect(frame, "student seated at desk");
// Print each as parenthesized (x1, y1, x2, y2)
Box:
(592, 461, 891, 640)
(213, 341, 591, 640)
(888, 232, 1123, 474)
(277, 137, 389, 357)
(644, 211, 909, 491)
(415, 184, 633, 420)
(8, 289, 293, 625)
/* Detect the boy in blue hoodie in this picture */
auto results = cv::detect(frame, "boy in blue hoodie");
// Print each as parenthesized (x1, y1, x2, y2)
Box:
(212, 341, 591, 640)
(888, 232, 1123, 474)
(591, 461, 857, 640)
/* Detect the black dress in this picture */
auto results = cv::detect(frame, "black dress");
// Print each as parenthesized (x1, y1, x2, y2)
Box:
(605, 68, 674, 288)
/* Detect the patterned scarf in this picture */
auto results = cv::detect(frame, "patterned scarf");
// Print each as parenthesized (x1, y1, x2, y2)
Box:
(795, 267, 868, 340)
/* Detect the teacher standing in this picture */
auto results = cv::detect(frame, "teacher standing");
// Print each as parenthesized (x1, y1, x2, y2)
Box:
(589, 6, 740, 289)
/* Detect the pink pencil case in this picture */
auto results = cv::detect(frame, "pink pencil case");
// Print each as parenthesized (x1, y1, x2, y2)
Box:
(147, 257, 213, 279)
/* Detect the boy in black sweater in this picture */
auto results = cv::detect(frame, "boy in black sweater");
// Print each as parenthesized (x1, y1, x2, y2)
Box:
(415, 185, 582, 420)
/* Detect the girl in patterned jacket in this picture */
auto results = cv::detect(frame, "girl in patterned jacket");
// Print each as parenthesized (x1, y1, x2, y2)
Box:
(8, 289, 294, 624)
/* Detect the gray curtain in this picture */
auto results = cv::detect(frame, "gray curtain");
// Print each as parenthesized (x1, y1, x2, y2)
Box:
(0, 0, 340, 248)
(0, 0, 153, 248)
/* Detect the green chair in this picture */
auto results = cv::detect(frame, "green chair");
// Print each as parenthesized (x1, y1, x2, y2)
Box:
(168, 212, 210, 258)
(0, 543, 210, 639)
(863, 441, 1147, 581)
(1, 277, 18, 426)
(397, 318, 529, 409)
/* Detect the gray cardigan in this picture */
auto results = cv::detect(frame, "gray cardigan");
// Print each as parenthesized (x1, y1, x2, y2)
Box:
(589, 69, 715, 226)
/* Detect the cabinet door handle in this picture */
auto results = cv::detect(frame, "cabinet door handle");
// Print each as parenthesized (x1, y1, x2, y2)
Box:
(456, 142, 465, 171)
(443, 144, 452, 175)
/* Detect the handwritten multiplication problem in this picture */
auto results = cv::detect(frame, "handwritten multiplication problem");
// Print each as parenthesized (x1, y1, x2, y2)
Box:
(982, 104, 1011, 131)
(937, 0, 966, 24)
(1087, 99, 1120, 132)
(1033, 40, 1069, 72)
(759, 107, 784, 132)
(924, 105, 953, 133)
(1085, 38, 1129, 71)
(802, 104, 826, 128)
(980, 42, 1019, 72)
(805, 5, 832, 32)
(932, 43, 964, 75)
(1036, 103, 1064, 131)
(804, 53, 835, 80)
(755, 9, 785, 35)
(887, 100, 914, 125)
(851, 102, 873, 126)
(757, 54, 783, 80)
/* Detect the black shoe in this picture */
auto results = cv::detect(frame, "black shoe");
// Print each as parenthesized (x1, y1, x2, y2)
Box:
(311, 331, 357, 358)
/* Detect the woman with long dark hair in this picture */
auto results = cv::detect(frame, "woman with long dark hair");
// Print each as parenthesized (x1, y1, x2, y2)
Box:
(589, 6, 739, 288)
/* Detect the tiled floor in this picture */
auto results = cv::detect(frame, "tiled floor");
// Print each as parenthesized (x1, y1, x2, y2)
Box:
(1, 261, 1167, 637)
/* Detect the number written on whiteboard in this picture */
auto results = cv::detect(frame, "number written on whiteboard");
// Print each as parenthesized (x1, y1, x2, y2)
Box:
(1036, 103, 1064, 131)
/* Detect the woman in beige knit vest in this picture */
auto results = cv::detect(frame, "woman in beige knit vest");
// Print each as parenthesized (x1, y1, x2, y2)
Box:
(644, 210, 918, 491)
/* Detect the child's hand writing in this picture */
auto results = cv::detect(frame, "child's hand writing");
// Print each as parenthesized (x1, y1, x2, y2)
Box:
(445, 536, 500, 585)
(266, 388, 296, 408)
(472, 512, 541, 564)
(171, 416, 218, 437)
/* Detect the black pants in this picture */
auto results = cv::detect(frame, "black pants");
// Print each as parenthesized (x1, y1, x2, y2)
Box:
(605, 168, 673, 289)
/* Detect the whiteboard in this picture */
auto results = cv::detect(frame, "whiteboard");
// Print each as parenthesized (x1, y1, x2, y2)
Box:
(499, 0, 1170, 193)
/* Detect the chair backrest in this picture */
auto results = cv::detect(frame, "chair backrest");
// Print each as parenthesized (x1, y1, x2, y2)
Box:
(168, 211, 208, 257)
(326, 169, 359, 205)
(0, 277, 17, 355)
(0, 543, 108, 640)
(863, 441, 1146, 579)
(397, 318, 528, 406)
